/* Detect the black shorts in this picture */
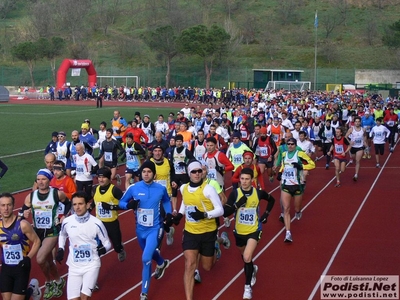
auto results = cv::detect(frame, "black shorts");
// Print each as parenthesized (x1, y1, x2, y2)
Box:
(281, 184, 303, 196)
(182, 230, 217, 257)
(334, 157, 347, 164)
(125, 168, 140, 177)
(374, 144, 385, 155)
(0, 263, 31, 295)
(234, 231, 262, 248)
(350, 147, 364, 155)
(258, 157, 274, 168)
(172, 174, 190, 197)
(104, 161, 118, 169)
(34, 227, 59, 243)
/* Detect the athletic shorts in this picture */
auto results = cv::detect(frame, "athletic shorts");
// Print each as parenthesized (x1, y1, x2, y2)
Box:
(172, 174, 190, 197)
(182, 230, 217, 257)
(234, 230, 262, 248)
(334, 156, 347, 164)
(258, 157, 274, 168)
(104, 161, 118, 169)
(281, 184, 303, 196)
(67, 265, 100, 299)
(0, 263, 31, 295)
(125, 168, 140, 177)
(350, 147, 365, 155)
(374, 144, 385, 155)
(34, 227, 59, 243)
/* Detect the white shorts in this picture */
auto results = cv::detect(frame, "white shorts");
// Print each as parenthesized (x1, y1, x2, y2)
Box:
(67, 266, 100, 299)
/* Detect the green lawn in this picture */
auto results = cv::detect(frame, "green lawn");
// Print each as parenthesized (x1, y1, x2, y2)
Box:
(0, 104, 173, 193)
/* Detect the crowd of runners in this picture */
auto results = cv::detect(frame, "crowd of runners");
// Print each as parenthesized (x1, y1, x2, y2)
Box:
(1, 88, 399, 300)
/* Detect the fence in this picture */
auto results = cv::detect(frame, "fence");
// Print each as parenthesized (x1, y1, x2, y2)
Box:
(0, 64, 357, 90)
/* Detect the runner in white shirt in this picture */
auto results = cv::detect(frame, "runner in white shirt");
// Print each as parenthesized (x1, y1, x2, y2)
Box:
(73, 143, 98, 200)
(56, 191, 112, 300)
(369, 117, 391, 168)
(154, 114, 170, 138)
(345, 116, 366, 181)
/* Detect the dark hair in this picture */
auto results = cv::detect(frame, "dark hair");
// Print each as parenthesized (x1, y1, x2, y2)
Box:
(240, 167, 254, 179)
(72, 191, 90, 204)
(0, 193, 15, 205)
(206, 137, 217, 144)
(53, 160, 66, 170)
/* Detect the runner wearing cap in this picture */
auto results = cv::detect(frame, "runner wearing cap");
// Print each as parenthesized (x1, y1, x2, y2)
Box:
(79, 123, 98, 156)
(118, 161, 172, 300)
(172, 160, 224, 300)
(55, 131, 72, 176)
(20, 169, 71, 299)
(44, 131, 59, 155)
(92, 168, 126, 262)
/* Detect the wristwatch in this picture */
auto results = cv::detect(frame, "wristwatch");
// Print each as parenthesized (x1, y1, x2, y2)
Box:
(204, 212, 208, 219)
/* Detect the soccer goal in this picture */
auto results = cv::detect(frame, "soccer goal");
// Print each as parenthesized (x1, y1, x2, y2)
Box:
(265, 81, 311, 92)
(326, 84, 342, 94)
(97, 76, 140, 88)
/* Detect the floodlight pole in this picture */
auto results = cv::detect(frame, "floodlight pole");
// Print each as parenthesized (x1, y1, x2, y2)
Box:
(314, 10, 318, 90)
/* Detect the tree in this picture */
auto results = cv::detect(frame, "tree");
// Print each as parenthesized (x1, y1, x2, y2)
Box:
(178, 25, 230, 89)
(0, 0, 17, 19)
(141, 26, 178, 88)
(37, 37, 65, 84)
(11, 41, 40, 87)
(382, 20, 400, 49)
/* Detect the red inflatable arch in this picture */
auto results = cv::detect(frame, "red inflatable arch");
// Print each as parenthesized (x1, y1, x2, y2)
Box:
(56, 59, 97, 90)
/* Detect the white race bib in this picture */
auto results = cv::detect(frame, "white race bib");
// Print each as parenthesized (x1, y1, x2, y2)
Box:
(104, 151, 112, 162)
(3, 244, 23, 265)
(185, 205, 199, 223)
(207, 169, 217, 180)
(335, 145, 344, 154)
(233, 154, 242, 164)
(34, 210, 53, 229)
(282, 167, 296, 180)
(238, 208, 256, 226)
(97, 203, 112, 219)
(137, 208, 154, 227)
(73, 244, 92, 263)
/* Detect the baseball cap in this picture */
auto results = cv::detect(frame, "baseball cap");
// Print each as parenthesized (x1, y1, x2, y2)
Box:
(52, 131, 58, 137)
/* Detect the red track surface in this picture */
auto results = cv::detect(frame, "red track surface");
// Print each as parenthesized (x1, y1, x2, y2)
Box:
(4, 99, 400, 300)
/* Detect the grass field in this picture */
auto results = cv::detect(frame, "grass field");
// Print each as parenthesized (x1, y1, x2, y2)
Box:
(0, 104, 173, 193)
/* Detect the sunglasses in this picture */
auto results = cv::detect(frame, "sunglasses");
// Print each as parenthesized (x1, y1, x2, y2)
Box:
(287, 143, 295, 146)
(53, 166, 64, 171)
(190, 169, 203, 174)
(58, 135, 65, 138)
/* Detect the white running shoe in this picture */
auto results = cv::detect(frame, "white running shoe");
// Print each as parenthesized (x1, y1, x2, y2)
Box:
(223, 217, 231, 228)
(115, 174, 122, 186)
(154, 259, 170, 279)
(140, 293, 148, 300)
(29, 278, 42, 300)
(250, 265, 258, 287)
(295, 211, 302, 220)
(284, 231, 293, 243)
(166, 227, 175, 246)
(243, 284, 252, 299)
(221, 232, 231, 249)
(194, 270, 202, 283)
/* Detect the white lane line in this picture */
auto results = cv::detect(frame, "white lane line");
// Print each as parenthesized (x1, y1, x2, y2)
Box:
(211, 174, 337, 300)
(307, 148, 395, 300)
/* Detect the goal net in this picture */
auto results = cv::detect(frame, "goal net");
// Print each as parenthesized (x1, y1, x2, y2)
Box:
(97, 76, 140, 88)
(326, 84, 342, 94)
(265, 81, 311, 92)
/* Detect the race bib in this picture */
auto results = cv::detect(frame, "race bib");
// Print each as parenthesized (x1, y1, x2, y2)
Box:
(137, 208, 154, 227)
(174, 163, 185, 174)
(104, 151, 112, 162)
(73, 244, 92, 263)
(273, 134, 279, 142)
(282, 167, 296, 180)
(238, 208, 256, 226)
(185, 205, 199, 223)
(325, 133, 333, 140)
(97, 203, 112, 219)
(375, 132, 382, 138)
(241, 131, 248, 138)
(354, 138, 362, 146)
(233, 154, 242, 164)
(155, 180, 167, 187)
(259, 147, 268, 156)
(335, 145, 344, 154)
(76, 164, 85, 174)
(3, 244, 23, 265)
(34, 210, 53, 229)
(207, 169, 217, 180)
(387, 120, 394, 127)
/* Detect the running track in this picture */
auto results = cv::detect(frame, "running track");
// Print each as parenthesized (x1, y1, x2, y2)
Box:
(4, 99, 400, 299)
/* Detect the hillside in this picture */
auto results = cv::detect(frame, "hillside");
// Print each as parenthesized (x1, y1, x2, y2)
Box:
(0, 0, 399, 88)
